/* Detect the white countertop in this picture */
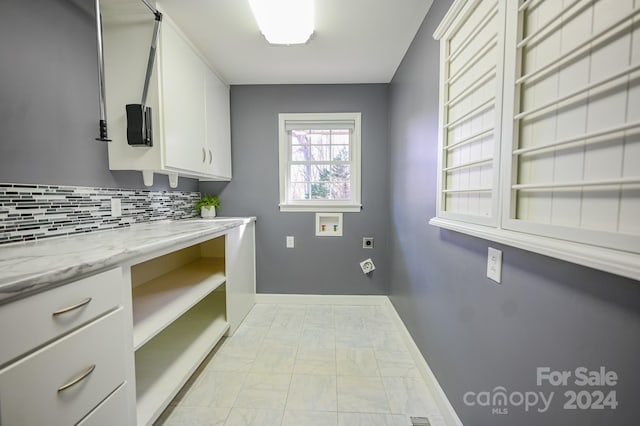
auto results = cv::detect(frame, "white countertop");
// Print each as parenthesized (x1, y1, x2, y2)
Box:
(0, 217, 254, 304)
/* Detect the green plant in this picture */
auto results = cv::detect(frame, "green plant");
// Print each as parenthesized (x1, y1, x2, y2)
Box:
(195, 194, 220, 210)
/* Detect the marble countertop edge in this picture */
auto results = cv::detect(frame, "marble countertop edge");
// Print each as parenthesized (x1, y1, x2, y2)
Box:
(0, 217, 255, 305)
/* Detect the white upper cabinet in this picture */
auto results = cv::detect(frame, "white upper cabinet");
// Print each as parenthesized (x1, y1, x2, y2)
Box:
(205, 70, 233, 180)
(102, 4, 232, 186)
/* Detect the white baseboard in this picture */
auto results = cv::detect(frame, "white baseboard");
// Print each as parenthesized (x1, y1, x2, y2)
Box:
(253, 293, 462, 425)
(254, 293, 389, 306)
(384, 298, 463, 426)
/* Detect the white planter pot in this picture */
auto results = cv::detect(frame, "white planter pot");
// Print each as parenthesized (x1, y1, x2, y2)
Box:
(200, 206, 216, 218)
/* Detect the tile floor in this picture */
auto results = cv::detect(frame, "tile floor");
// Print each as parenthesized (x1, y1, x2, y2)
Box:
(155, 303, 445, 426)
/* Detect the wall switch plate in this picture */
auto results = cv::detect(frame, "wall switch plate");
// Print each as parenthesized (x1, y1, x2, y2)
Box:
(286, 236, 295, 248)
(111, 198, 122, 218)
(363, 237, 374, 249)
(487, 247, 502, 283)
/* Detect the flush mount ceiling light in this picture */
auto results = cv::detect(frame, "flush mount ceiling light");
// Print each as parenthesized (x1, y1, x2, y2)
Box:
(248, 0, 314, 45)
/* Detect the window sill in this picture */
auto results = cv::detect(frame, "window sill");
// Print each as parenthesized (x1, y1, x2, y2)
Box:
(279, 204, 362, 213)
(429, 217, 640, 282)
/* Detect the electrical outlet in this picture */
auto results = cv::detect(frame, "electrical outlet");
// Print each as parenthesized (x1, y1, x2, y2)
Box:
(363, 237, 374, 249)
(360, 258, 376, 274)
(111, 198, 122, 218)
(286, 236, 295, 248)
(487, 247, 502, 283)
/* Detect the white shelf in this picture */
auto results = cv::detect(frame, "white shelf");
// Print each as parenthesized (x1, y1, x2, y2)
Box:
(132, 258, 225, 349)
(134, 292, 228, 426)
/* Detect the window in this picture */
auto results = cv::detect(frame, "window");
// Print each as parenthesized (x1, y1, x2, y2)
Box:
(278, 113, 362, 212)
(432, 0, 640, 281)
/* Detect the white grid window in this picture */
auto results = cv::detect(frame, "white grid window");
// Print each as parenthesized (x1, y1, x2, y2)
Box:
(279, 113, 361, 212)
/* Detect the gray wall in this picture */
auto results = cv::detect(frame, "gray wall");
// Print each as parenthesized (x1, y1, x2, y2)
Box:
(388, 1, 640, 425)
(0, 0, 197, 192)
(201, 84, 390, 295)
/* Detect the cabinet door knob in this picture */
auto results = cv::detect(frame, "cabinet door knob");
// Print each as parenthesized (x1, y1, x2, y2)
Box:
(208, 149, 213, 164)
(57, 364, 96, 393)
(52, 297, 92, 316)
(202, 147, 206, 163)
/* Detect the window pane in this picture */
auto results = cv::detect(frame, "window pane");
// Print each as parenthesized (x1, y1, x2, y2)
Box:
(330, 164, 350, 182)
(290, 182, 310, 201)
(290, 165, 311, 182)
(291, 144, 310, 161)
(331, 144, 349, 161)
(310, 182, 330, 199)
(330, 182, 351, 200)
(311, 145, 331, 161)
(331, 130, 350, 145)
(291, 130, 310, 145)
(309, 130, 330, 145)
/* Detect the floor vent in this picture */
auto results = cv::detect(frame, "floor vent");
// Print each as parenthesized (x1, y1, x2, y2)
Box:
(410, 417, 431, 426)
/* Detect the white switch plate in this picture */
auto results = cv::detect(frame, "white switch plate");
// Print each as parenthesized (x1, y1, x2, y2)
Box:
(487, 247, 502, 283)
(286, 236, 294, 248)
(111, 198, 122, 218)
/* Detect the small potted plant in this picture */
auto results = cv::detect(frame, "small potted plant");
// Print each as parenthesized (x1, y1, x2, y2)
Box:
(195, 194, 220, 219)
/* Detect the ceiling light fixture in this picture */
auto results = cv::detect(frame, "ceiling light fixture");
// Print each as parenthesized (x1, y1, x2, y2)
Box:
(248, 0, 314, 45)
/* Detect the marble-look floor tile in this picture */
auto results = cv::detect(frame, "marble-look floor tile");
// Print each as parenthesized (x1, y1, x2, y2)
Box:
(365, 307, 398, 331)
(336, 348, 379, 376)
(234, 373, 291, 410)
(337, 412, 411, 426)
(335, 329, 374, 349)
(375, 351, 420, 378)
(296, 346, 335, 362)
(155, 405, 231, 426)
(223, 408, 283, 426)
(243, 304, 278, 326)
(382, 377, 440, 416)
(181, 371, 246, 407)
(204, 353, 254, 373)
(303, 305, 335, 329)
(293, 357, 337, 375)
(371, 331, 408, 352)
(286, 374, 337, 411)
(282, 410, 338, 426)
(337, 376, 390, 413)
(219, 329, 265, 359)
(251, 341, 297, 374)
(300, 327, 335, 351)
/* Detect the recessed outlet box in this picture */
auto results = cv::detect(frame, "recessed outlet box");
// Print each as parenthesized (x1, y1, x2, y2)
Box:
(487, 247, 502, 283)
(111, 198, 122, 218)
(363, 237, 374, 249)
(316, 213, 343, 236)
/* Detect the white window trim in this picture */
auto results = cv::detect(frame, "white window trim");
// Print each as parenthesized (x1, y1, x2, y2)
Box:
(431, 0, 640, 282)
(278, 112, 362, 213)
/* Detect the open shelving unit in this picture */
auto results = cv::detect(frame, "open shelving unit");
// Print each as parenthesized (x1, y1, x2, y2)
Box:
(130, 236, 229, 426)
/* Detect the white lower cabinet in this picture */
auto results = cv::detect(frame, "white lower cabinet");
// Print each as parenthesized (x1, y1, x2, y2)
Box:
(0, 309, 127, 426)
(77, 383, 130, 426)
(0, 222, 256, 426)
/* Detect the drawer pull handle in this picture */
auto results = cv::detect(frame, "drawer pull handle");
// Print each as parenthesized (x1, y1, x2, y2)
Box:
(52, 297, 92, 316)
(57, 365, 96, 393)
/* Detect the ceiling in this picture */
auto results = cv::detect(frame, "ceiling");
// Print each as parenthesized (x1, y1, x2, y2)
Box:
(153, 0, 434, 85)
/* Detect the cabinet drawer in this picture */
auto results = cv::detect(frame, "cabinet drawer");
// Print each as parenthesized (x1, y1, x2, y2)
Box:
(77, 383, 130, 426)
(0, 309, 127, 426)
(0, 267, 123, 366)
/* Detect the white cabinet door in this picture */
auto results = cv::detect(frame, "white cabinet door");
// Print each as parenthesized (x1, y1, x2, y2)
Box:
(225, 221, 256, 334)
(160, 21, 206, 174)
(205, 70, 232, 179)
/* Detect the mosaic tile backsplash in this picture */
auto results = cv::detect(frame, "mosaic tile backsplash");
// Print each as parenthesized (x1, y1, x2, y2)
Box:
(0, 183, 201, 244)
